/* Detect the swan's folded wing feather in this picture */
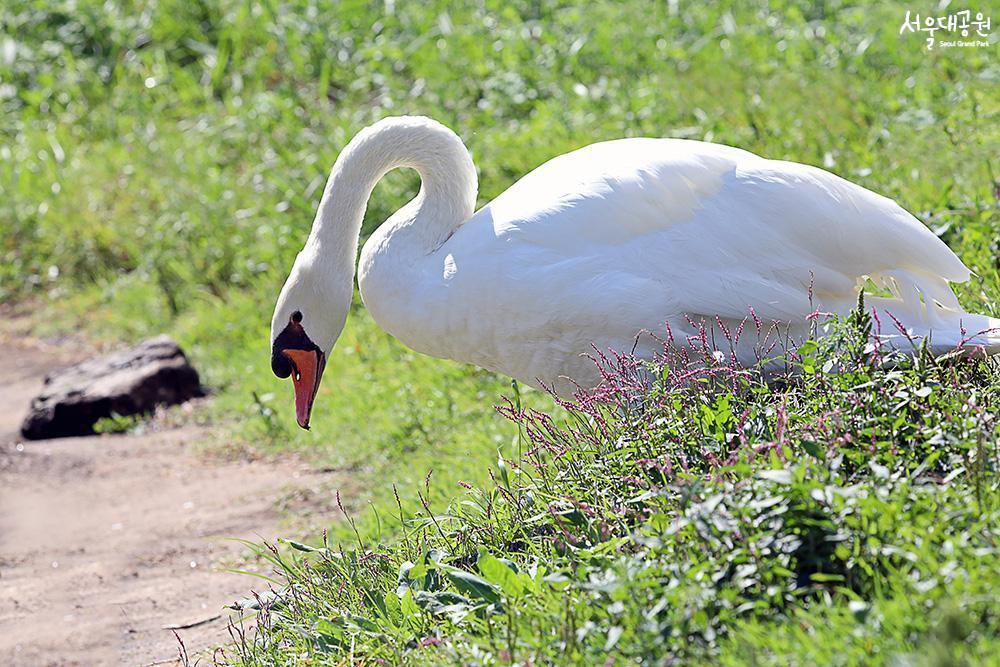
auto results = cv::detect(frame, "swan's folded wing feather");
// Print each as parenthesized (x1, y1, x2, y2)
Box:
(728, 159, 970, 282)
(591, 151, 971, 325)
(470, 138, 971, 337)
(484, 138, 748, 251)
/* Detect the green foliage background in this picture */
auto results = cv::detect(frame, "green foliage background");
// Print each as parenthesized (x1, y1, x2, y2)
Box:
(1, 1, 998, 663)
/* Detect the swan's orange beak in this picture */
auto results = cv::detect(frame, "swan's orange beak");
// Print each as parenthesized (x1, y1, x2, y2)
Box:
(282, 348, 326, 430)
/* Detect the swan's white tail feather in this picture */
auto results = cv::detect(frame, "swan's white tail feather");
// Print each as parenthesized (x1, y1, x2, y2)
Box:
(863, 270, 999, 356)
(867, 301, 1000, 355)
(924, 312, 1000, 354)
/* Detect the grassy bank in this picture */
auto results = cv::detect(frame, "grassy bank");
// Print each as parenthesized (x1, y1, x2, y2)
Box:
(227, 311, 999, 664)
(2, 0, 998, 663)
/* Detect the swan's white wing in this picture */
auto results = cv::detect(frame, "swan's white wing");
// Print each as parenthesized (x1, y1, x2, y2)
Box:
(435, 138, 977, 387)
(479, 138, 967, 317)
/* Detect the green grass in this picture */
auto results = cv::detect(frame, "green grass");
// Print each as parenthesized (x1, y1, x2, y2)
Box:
(2, 0, 998, 663)
(225, 311, 999, 665)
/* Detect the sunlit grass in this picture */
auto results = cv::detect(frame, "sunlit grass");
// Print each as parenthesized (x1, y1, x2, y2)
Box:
(2, 0, 998, 663)
(225, 311, 999, 664)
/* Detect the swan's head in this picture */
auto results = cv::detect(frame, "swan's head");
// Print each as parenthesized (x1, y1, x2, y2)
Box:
(270, 246, 353, 430)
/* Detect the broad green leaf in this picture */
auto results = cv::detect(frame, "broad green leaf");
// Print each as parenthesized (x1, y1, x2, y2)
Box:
(478, 551, 525, 597)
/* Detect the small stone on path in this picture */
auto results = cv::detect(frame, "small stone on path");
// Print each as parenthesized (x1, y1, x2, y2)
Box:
(20, 335, 203, 440)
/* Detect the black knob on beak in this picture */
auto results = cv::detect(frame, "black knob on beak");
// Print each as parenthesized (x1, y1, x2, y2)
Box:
(271, 310, 316, 379)
(271, 351, 292, 378)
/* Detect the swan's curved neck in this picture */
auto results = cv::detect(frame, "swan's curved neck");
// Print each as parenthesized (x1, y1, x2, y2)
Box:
(309, 117, 478, 272)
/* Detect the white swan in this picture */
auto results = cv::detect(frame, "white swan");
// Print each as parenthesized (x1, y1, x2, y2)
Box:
(270, 116, 998, 428)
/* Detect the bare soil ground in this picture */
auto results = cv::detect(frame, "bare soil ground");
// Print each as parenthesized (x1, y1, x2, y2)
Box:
(0, 334, 340, 666)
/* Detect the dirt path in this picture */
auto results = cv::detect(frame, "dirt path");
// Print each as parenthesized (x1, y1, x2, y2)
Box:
(0, 336, 339, 666)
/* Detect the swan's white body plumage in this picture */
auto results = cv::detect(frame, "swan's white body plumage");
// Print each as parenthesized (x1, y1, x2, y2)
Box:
(273, 117, 998, 397)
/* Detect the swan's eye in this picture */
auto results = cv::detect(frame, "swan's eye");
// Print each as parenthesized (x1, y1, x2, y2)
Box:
(291, 310, 303, 323)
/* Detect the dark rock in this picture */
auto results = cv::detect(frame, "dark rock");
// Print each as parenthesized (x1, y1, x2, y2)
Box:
(20, 336, 204, 440)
